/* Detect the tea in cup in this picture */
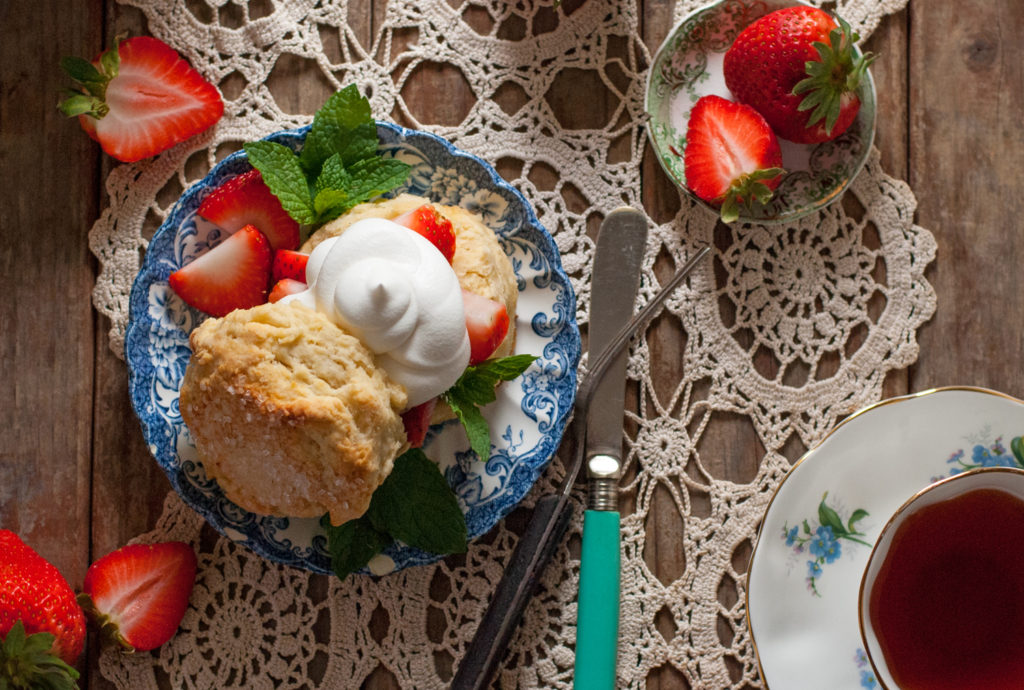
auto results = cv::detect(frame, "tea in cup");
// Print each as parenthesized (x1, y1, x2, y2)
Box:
(858, 467, 1024, 689)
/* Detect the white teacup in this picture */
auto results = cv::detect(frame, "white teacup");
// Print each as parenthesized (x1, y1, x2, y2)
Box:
(858, 467, 1024, 689)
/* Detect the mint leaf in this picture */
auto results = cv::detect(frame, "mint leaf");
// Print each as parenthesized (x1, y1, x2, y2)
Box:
(315, 153, 350, 192)
(478, 353, 537, 382)
(443, 354, 538, 461)
(341, 157, 412, 206)
(300, 84, 374, 176)
(243, 141, 316, 224)
(333, 122, 379, 167)
(445, 392, 493, 462)
(321, 514, 392, 580)
(369, 449, 467, 555)
(313, 188, 351, 218)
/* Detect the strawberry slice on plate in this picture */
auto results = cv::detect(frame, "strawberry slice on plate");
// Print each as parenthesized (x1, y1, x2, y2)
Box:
(394, 205, 456, 263)
(683, 94, 784, 223)
(168, 224, 272, 317)
(78, 542, 197, 652)
(272, 249, 309, 283)
(401, 398, 438, 448)
(268, 278, 307, 303)
(60, 36, 223, 163)
(462, 289, 510, 365)
(197, 169, 300, 251)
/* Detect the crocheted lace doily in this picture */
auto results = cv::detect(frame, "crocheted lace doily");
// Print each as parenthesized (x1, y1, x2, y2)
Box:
(91, 0, 934, 687)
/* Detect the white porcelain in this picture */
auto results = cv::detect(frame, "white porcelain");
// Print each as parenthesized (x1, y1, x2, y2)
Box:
(746, 387, 1024, 689)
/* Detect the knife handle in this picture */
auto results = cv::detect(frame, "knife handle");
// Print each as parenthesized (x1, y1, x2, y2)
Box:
(451, 492, 574, 690)
(573, 509, 621, 690)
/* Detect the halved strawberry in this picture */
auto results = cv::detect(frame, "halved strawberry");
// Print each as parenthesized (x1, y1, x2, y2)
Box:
(78, 542, 197, 652)
(272, 249, 309, 283)
(401, 398, 438, 448)
(462, 290, 510, 365)
(268, 278, 307, 303)
(60, 36, 223, 163)
(683, 95, 784, 223)
(168, 224, 272, 317)
(394, 205, 456, 263)
(197, 169, 300, 251)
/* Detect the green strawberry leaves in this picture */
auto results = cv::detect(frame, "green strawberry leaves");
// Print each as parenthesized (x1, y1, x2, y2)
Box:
(243, 84, 411, 238)
(793, 16, 877, 135)
(322, 449, 467, 580)
(0, 620, 80, 690)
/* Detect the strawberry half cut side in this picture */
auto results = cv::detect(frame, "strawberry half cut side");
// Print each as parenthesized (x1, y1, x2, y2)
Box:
(197, 169, 300, 251)
(394, 205, 456, 263)
(168, 224, 272, 317)
(462, 290, 510, 365)
(268, 278, 307, 303)
(78, 542, 197, 653)
(60, 36, 223, 163)
(683, 95, 784, 223)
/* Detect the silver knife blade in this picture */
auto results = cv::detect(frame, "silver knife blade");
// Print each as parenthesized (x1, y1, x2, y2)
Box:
(586, 207, 647, 463)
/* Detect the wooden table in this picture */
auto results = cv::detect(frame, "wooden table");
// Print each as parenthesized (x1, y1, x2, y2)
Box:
(3, 1, 1022, 687)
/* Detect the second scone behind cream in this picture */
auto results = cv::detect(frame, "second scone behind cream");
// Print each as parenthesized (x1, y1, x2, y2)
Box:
(180, 302, 408, 526)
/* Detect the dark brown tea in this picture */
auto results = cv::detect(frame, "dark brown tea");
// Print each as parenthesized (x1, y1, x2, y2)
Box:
(868, 487, 1024, 689)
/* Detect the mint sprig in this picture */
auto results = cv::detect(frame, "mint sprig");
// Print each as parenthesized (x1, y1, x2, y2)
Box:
(322, 448, 467, 579)
(242, 84, 411, 238)
(444, 354, 538, 462)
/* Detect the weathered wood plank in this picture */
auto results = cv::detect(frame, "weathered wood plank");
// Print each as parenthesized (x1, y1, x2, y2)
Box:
(907, 0, 1024, 399)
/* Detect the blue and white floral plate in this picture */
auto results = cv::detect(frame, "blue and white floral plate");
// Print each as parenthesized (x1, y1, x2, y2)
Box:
(125, 123, 580, 574)
(747, 387, 1024, 689)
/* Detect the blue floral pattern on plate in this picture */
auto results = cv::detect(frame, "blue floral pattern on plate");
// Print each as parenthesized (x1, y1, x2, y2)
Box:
(125, 123, 580, 574)
(781, 493, 869, 597)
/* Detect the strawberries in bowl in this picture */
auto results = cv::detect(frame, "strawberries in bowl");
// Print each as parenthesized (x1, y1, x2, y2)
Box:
(645, 0, 876, 224)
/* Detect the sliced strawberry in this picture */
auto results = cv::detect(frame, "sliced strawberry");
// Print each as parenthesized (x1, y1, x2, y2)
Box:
(168, 224, 272, 317)
(268, 278, 307, 303)
(462, 290, 510, 365)
(197, 169, 300, 251)
(683, 95, 784, 223)
(60, 36, 223, 163)
(272, 249, 309, 283)
(394, 205, 456, 263)
(401, 398, 438, 448)
(78, 542, 197, 652)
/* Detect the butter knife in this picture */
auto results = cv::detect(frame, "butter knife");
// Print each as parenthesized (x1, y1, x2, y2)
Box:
(450, 218, 710, 690)
(573, 207, 647, 689)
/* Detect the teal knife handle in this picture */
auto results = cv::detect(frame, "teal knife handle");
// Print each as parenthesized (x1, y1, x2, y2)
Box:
(573, 509, 621, 690)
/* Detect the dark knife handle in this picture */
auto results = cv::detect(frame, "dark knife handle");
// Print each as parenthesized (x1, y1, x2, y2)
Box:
(451, 492, 574, 690)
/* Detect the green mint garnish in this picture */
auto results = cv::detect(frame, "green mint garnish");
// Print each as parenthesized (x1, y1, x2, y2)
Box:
(243, 84, 411, 238)
(443, 354, 538, 462)
(322, 448, 467, 579)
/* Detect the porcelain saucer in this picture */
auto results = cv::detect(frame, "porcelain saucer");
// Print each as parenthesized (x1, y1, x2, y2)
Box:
(746, 387, 1024, 689)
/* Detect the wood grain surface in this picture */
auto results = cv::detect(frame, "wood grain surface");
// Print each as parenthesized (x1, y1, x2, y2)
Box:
(2, 1, 1022, 688)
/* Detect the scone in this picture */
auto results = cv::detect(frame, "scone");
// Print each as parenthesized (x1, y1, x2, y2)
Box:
(305, 193, 518, 361)
(179, 302, 408, 525)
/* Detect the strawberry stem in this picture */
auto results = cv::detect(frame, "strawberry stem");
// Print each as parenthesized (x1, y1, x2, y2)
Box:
(58, 37, 123, 120)
(0, 621, 80, 690)
(718, 167, 785, 224)
(792, 16, 877, 135)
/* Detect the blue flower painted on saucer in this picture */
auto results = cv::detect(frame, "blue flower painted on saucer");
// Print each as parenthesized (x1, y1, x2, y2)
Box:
(854, 648, 878, 689)
(781, 492, 869, 597)
(942, 433, 1024, 478)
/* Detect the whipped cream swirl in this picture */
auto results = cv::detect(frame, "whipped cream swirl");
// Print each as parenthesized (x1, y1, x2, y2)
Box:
(283, 218, 470, 407)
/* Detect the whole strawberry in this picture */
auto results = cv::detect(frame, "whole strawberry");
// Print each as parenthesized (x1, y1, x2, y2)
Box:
(724, 7, 875, 144)
(0, 530, 85, 687)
